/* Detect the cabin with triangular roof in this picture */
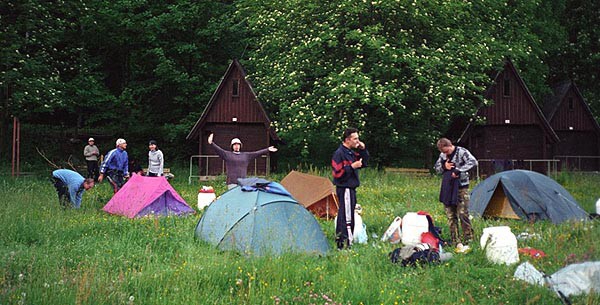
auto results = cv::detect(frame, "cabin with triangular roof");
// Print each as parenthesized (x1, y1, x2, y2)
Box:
(186, 59, 280, 179)
(542, 80, 600, 171)
(448, 59, 559, 176)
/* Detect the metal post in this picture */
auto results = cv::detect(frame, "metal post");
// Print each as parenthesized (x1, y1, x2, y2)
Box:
(11, 117, 16, 177)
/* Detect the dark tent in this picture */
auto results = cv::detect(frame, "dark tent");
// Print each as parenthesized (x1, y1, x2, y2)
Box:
(470, 170, 588, 224)
(194, 183, 330, 256)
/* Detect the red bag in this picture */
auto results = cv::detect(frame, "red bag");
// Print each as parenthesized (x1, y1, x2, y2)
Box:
(421, 231, 440, 250)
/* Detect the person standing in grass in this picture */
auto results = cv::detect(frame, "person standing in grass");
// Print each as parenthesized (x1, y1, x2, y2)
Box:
(208, 133, 278, 189)
(51, 169, 95, 208)
(83, 137, 100, 181)
(331, 127, 369, 249)
(147, 140, 164, 177)
(434, 137, 478, 252)
(99, 138, 129, 193)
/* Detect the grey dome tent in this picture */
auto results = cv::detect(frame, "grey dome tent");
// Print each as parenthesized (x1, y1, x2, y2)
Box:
(195, 182, 330, 256)
(469, 170, 588, 224)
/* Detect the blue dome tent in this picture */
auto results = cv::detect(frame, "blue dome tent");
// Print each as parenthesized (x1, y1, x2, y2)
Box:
(195, 180, 330, 256)
(469, 170, 588, 224)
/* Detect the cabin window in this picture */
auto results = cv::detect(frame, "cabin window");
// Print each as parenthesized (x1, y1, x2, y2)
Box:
(568, 98, 574, 110)
(503, 78, 511, 97)
(232, 79, 239, 97)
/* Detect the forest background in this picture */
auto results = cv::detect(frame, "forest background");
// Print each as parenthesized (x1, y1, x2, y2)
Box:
(1, 0, 599, 169)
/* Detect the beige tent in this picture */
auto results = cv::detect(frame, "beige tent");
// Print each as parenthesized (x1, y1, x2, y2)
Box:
(280, 171, 338, 219)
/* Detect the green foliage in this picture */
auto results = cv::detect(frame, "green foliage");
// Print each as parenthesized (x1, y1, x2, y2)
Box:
(1, 0, 599, 165)
(0, 169, 599, 304)
(236, 0, 559, 166)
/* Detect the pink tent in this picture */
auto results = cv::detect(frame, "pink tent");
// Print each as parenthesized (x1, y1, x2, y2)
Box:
(103, 174, 195, 218)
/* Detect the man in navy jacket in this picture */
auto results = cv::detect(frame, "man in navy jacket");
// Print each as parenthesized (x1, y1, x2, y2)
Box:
(331, 127, 369, 249)
(99, 138, 129, 193)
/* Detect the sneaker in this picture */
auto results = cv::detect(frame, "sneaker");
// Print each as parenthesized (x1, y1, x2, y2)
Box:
(455, 243, 471, 254)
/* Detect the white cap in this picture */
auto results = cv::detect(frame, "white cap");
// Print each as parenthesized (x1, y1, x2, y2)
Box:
(116, 138, 126, 146)
(230, 138, 242, 147)
(88, 137, 95, 142)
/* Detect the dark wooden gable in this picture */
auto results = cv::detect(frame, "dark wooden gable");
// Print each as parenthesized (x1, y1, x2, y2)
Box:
(457, 59, 558, 144)
(542, 80, 600, 170)
(478, 60, 557, 138)
(543, 80, 600, 135)
(186, 59, 276, 140)
(452, 59, 560, 175)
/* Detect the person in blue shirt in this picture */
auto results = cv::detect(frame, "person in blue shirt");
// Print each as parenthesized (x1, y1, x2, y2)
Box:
(52, 169, 95, 208)
(99, 138, 129, 193)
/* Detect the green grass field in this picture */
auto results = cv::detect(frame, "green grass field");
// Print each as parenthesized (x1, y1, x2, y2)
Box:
(1, 168, 599, 304)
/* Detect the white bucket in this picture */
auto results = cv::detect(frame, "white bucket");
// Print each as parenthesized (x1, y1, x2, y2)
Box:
(596, 198, 600, 214)
(197, 187, 216, 210)
(401, 212, 429, 246)
(480, 226, 519, 265)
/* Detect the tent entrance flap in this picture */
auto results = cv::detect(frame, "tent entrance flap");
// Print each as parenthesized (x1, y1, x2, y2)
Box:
(483, 182, 520, 219)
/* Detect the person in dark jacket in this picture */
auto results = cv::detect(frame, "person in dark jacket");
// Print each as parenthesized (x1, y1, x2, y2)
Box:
(99, 138, 129, 193)
(208, 133, 278, 189)
(434, 138, 478, 251)
(331, 127, 369, 249)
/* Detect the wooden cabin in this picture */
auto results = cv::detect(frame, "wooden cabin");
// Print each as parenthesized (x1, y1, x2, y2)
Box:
(450, 59, 559, 176)
(186, 59, 280, 179)
(542, 80, 600, 171)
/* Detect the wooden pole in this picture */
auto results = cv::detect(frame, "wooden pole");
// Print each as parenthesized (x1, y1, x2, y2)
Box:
(11, 116, 16, 177)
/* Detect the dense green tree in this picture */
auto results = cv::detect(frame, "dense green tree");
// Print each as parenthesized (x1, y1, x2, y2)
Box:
(546, 0, 600, 117)
(236, 0, 548, 166)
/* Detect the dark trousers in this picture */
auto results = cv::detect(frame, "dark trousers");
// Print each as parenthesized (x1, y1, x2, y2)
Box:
(105, 170, 125, 194)
(147, 172, 159, 177)
(335, 187, 356, 249)
(52, 177, 71, 208)
(86, 160, 99, 180)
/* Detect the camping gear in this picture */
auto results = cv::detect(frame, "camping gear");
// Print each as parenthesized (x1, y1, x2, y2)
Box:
(381, 216, 402, 244)
(470, 170, 588, 224)
(102, 174, 195, 218)
(389, 243, 440, 267)
(280, 171, 338, 219)
(333, 208, 368, 244)
(421, 232, 440, 250)
(480, 226, 519, 265)
(198, 186, 216, 210)
(518, 247, 546, 259)
(353, 213, 368, 244)
(401, 212, 429, 246)
(194, 184, 330, 256)
(514, 261, 600, 301)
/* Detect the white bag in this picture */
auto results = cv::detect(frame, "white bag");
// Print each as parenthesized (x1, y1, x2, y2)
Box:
(381, 216, 402, 244)
(480, 226, 519, 265)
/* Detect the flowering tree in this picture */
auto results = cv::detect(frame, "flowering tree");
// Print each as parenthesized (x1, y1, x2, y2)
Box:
(237, 0, 547, 166)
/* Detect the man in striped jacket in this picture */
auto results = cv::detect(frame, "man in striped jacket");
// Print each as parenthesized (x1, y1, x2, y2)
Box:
(434, 137, 478, 251)
(331, 127, 369, 249)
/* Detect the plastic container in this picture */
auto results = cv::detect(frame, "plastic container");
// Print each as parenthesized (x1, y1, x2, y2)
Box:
(381, 216, 402, 244)
(480, 226, 519, 265)
(198, 186, 216, 210)
(401, 212, 429, 246)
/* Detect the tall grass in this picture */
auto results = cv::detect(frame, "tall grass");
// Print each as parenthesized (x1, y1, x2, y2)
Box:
(1, 168, 599, 304)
